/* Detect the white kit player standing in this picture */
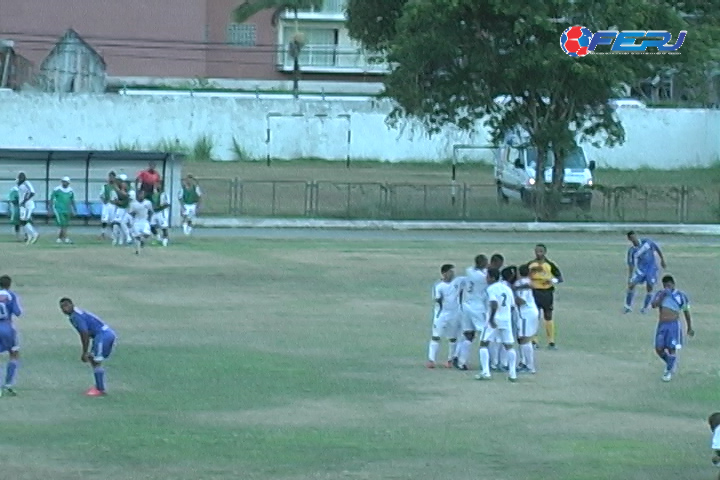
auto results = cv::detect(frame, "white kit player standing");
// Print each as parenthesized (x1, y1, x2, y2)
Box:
(476, 268, 519, 382)
(16, 172, 39, 244)
(128, 191, 154, 255)
(455, 255, 489, 370)
(514, 264, 539, 374)
(426, 264, 462, 369)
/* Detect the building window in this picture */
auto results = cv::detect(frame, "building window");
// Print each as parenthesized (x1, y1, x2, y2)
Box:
(283, 27, 339, 67)
(227, 23, 257, 47)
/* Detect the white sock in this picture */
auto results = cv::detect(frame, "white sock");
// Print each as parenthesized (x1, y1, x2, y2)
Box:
(428, 340, 439, 362)
(458, 339, 472, 366)
(521, 343, 535, 371)
(448, 341, 456, 361)
(507, 349, 517, 379)
(489, 343, 500, 367)
(479, 347, 490, 376)
(121, 223, 131, 243)
(111, 224, 119, 241)
(24, 223, 36, 235)
(499, 346, 508, 367)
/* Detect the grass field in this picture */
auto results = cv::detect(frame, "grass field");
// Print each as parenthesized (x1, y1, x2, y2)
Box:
(1, 231, 719, 480)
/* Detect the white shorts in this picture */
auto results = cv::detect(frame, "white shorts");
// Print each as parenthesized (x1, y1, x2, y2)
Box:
(480, 324, 515, 345)
(182, 204, 197, 218)
(132, 220, 151, 237)
(461, 304, 486, 332)
(113, 208, 127, 224)
(432, 312, 461, 339)
(516, 306, 539, 338)
(101, 204, 116, 223)
(151, 211, 169, 228)
(19, 201, 34, 221)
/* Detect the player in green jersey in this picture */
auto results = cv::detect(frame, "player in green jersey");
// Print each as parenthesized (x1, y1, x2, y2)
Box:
(99, 171, 116, 240)
(50, 176, 77, 244)
(7, 186, 24, 241)
(179, 175, 202, 236)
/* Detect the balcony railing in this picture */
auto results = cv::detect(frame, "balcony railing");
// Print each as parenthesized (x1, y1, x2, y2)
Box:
(278, 44, 389, 74)
(282, 0, 347, 20)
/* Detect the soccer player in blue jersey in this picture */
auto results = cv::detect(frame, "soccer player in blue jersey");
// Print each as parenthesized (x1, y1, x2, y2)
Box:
(59, 298, 117, 396)
(624, 231, 667, 313)
(650, 275, 693, 382)
(0, 275, 22, 396)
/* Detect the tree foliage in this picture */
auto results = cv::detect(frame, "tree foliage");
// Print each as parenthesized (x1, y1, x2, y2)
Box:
(346, 0, 720, 218)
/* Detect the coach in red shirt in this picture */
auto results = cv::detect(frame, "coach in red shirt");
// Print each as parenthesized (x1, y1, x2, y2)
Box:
(136, 161, 161, 197)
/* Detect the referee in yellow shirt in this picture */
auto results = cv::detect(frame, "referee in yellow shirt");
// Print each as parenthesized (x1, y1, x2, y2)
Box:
(526, 244, 563, 350)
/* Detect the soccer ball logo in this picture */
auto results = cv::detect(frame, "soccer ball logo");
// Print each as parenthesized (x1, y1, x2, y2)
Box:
(560, 26, 594, 57)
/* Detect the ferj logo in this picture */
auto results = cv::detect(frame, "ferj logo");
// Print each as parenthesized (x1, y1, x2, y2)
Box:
(560, 26, 686, 57)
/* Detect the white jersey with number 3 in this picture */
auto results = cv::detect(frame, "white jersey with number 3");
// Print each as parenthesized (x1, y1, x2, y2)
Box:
(462, 267, 488, 308)
(486, 281, 515, 328)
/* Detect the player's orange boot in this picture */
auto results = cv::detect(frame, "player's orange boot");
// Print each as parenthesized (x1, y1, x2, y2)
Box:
(85, 387, 106, 397)
(425, 361, 436, 369)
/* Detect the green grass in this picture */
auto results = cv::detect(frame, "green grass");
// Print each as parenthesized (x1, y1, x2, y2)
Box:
(1, 233, 718, 480)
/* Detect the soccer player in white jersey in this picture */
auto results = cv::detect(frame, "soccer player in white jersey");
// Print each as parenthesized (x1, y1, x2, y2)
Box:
(128, 190, 154, 255)
(99, 171, 117, 240)
(427, 264, 462, 369)
(455, 254, 489, 370)
(476, 268, 518, 382)
(514, 264, 539, 373)
(487, 253, 505, 369)
(16, 172, 39, 244)
(150, 181, 171, 246)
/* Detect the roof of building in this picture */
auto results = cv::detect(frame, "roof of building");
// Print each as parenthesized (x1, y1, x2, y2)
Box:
(43, 29, 107, 68)
(0, 148, 183, 162)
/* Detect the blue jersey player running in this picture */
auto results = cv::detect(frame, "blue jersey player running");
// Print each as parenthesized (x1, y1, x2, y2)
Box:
(0, 275, 22, 396)
(624, 231, 666, 313)
(59, 298, 117, 396)
(651, 275, 693, 382)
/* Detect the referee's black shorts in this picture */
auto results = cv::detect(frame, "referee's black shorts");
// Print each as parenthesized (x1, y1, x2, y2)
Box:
(532, 289, 554, 313)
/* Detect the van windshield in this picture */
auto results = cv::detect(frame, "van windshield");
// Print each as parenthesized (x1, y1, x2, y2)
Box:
(527, 147, 587, 169)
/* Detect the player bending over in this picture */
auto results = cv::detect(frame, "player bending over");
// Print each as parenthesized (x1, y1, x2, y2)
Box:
(456, 254, 489, 370)
(476, 268, 518, 382)
(514, 265, 538, 373)
(625, 231, 666, 314)
(59, 298, 117, 396)
(99, 171, 117, 239)
(179, 175, 202, 236)
(150, 181, 170, 246)
(650, 275, 693, 382)
(427, 264, 462, 369)
(0, 275, 22, 396)
(128, 190, 154, 255)
(50, 176, 77, 244)
(16, 172, 39, 244)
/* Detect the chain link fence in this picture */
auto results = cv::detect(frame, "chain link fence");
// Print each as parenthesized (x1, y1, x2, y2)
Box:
(195, 178, 720, 223)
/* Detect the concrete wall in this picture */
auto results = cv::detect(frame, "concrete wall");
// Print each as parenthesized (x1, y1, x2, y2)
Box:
(0, 90, 718, 169)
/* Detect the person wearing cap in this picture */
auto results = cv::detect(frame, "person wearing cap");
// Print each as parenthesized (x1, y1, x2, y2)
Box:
(50, 176, 77, 244)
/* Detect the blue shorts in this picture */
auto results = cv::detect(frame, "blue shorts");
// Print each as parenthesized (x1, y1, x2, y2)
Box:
(655, 320, 680, 350)
(631, 269, 657, 286)
(0, 321, 19, 353)
(91, 330, 116, 362)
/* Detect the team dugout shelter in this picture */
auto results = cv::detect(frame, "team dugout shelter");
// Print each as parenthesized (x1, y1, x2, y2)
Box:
(0, 149, 184, 227)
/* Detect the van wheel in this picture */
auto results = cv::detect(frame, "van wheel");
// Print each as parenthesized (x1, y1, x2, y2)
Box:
(521, 189, 534, 207)
(496, 185, 509, 204)
(577, 198, 591, 211)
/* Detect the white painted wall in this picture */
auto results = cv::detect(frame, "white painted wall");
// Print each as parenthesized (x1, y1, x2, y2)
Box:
(0, 91, 718, 169)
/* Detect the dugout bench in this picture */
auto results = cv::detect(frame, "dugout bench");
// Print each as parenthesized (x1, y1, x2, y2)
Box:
(0, 200, 104, 225)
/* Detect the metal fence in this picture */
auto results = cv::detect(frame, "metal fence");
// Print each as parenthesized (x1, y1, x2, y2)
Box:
(195, 178, 720, 224)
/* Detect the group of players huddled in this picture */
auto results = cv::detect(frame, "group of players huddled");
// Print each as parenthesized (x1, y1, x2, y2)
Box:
(6, 161, 203, 254)
(428, 245, 563, 382)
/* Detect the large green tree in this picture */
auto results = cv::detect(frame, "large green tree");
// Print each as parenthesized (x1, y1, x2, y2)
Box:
(346, 0, 719, 219)
(234, 0, 323, 98)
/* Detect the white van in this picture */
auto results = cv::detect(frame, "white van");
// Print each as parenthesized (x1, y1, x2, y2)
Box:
(494, 130, 596, 210)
